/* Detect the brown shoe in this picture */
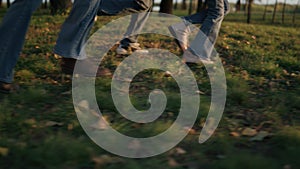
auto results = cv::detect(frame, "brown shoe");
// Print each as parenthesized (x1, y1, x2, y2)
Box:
(0, 82, 19, 94)
(60, 58, 112, 77)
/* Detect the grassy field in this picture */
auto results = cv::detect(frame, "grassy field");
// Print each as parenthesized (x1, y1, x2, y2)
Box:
(0, 7, 300, 169)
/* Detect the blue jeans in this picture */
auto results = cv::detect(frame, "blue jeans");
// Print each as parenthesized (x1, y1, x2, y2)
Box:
(119, 10, 152, 47)
(54, 0, 152, 59)
(0, 0, 42, 83)
(184, 0, 230, 58)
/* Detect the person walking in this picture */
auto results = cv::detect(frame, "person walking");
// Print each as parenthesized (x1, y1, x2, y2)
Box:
(0, 0, 43, 93)
(169, 0, 230, 64)
(0, 0, 152, 93)
(54, 0, 153, 76)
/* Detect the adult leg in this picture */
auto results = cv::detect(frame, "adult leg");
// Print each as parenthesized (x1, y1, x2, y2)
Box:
(0, 0, 42, 84)
(99, 0, 153, 54)
(169, 0, 229, 57)
(98, 0, 152, 15)
(121, 11, 151, 45)
(117, 10, 152, 54)
(54, 0, 101, 60)
(189, 0, 226, 59)
(183, 0, 229, 24)
(54, 0, 153, 76)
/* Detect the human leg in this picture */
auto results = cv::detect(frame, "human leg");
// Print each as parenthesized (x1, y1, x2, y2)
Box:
(0, 0, 42, 84)
(54, 0, 101, 60)
(189, 0, 226, 59)
(98, 0, 153, 54)
(117, 11, 152, 54)
(98, 0, 152, 15)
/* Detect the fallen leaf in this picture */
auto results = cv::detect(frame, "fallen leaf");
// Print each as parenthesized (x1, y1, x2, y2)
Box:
(89, 118, 109, 130)
(230, 132, 240, 137)
(241, 128, 257, 137)
(196, 90, 205, 95)
(92, 155, 123, 166)
(128, 139, 141, 150)
(175, 147, 186, 155)
(67, 124, 74, 130)
(169, 147, 187, 155)
(164, 71, 172, 77)
(250, 131, 270, 141)
(78, 100, 90, 110)
(44, 121, 64, 127)
(0, 147, 9, 156)
(61, 90, 72, 95)
(168, 158, 180, 167)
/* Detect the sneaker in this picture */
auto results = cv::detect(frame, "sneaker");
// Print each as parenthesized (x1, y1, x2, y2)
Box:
(168, 21, 190, 51)
(0, 82, 19, 94)
(116, 43, 149, 55)
(182, 50, 214, 65)
(60, 58, 112, 77)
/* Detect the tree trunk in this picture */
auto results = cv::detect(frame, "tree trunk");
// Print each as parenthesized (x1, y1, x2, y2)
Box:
(292, 0, 300, 24)
(282, 0, 287, 24)
(6, 0, 10, 8)
(244, 0, 248, 16)
(174, 0, 178, 10)
(242, 0, 247, 11)
(182, 0, 187, 10)
(50, 0, 72, 15)
(203, 0, 207, 9)
(263, 0, 268, 20)
(272, 0, 278, 23)
(247, 0, 253, 23)
(0, 0, 2, 8)
(160, 0, 173, 14)
(188, 0, 193, 15)
(236, 0, 241, 12)
(44, 0, 48, 9)
(197, 0, 203, 12)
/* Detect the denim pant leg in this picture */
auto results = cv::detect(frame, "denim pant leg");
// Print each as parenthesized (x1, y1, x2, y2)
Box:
(54, 0, 101, 59)
(183, 9, 207, 24)
(100, 0, 153, 47)
(0, 0, 42, 83)
(189, 0, 226, 59)
(120, 11, 151, 47)
(184, 0, 229, 24)
(99, 0, 152, 15)
(224, 0, 230, 15)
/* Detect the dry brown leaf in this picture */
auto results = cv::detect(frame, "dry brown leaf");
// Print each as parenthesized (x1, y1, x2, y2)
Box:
(230, 132, 240, 137)
(168, 157, 180, 167)
(89, 118, 109, 130)
(44, 121, 64, 127)
(128, 139, 141, 150)
(250, 131, 270, 141)
(92, 155, 123, 166)
(0, 147, 9, 156)
(241, 128, 257, 137)
(283, 165, 291, 169)
(67, 124, 74, 130)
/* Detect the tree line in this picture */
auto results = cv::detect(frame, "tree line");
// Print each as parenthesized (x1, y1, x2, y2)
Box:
(159, 0, 299, 24)
(0, 0, 298, 24)
(0, 0, 72, 15)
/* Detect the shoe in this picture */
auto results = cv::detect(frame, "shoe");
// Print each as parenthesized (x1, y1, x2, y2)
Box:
(0, 82, 19, 94)
(116, 43, 149, 55)
(60, 58, 112, 77)
(182, 50, 214, 65)
(168, 21, 191, 51)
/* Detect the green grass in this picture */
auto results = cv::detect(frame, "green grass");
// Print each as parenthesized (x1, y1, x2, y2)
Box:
(0, 7, 300, 169)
